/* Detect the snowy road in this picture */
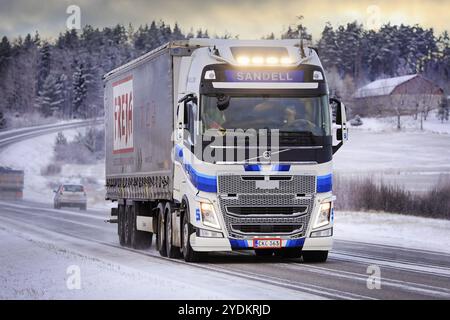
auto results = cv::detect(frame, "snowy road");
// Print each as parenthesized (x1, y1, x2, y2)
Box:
(0, 200, 449, 300)
(1, 122, 450, 299)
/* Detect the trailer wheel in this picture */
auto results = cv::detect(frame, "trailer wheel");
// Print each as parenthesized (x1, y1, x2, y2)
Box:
(181, 202, 202, 262)
(130, 204, 153, 249)
(302, 251, 328, 263)
(164, 202, 180, 258)
(124, 205, 133, 246)
(118, 204, 126, 246)
(156, 202, 167, 257)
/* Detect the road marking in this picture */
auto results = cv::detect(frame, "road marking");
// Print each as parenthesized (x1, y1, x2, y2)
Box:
(0, 201, 105, 221)
(2, 207, 107, 231)
(330, 252, 450, 278)
(280, 262, 450, 298)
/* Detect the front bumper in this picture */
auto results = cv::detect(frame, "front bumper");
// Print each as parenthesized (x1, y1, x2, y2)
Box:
(189, 233, 333, 252)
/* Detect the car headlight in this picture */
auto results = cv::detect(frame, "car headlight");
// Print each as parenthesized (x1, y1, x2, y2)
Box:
(314, 202, 332, 229)
(200, 202, 220, 229)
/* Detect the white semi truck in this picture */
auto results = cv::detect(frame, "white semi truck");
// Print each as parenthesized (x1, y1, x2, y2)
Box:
(104, 39, 348, 262)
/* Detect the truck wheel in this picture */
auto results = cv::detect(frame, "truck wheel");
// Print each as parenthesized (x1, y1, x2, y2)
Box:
(255, 249, 274, 257)
(130, 204, 153, 250)
(302, 251, 328, 263)
(275, 248, 302, 259)
(181, 203, 202, 262)
(164, 202, 180, 258)
(156, 202, 167, 257)
(124, 205, 133, 246)
(118, 204, 126, 246)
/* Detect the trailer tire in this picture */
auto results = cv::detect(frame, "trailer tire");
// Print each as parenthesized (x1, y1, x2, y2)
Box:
(124, 205, 133, 246)
(156, 202, 167, 257)
(302, 250, 328, 263)
(181, 201, 202, 262)
(118, 204, 126, 246)
(164, 202, 180, 258)
(130, 204, 153, 250)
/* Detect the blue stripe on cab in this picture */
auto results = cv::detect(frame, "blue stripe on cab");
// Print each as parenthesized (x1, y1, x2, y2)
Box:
(244, 164, 261, 171)
(272, 164, 290, 172)
(285, 238, 305, 247)
(317, 174, 332, 193)
(184, 163, 217, 193)
(229, 239, 248, 249)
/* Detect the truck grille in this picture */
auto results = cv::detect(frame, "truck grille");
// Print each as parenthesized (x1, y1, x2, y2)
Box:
(232, 224, 303, 234)
(218, 173, 315, 238)
(218, 174, 315, 195)
(227, 206, 307, 216)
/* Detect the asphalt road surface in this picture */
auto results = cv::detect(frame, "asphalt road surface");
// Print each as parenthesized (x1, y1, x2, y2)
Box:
(0, 200, 449, 300)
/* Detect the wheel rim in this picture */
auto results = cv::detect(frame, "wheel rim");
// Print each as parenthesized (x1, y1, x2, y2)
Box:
(183, 221, 188, 255)
(166, 212, 171, 248)
(159, 213, 164, 249)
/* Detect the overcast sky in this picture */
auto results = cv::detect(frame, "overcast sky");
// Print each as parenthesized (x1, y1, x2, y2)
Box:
(1, 0, 449, 40)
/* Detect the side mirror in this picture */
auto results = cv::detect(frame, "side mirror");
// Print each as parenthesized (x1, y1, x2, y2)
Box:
(330, 98, 348, 154)
(178, 93, 197, 105)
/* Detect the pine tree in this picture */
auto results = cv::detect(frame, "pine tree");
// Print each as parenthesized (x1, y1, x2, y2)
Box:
(36, 74, 65, 117)
(438, 96, 449, 123)
(71, 61, 89, 118)
(37, 41, 51, 94)
(0, 36, 11, 69)
(0, 110, 6, 129)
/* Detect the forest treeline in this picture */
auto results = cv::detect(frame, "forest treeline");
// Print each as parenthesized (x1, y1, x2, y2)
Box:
(0, 19, 449, 127)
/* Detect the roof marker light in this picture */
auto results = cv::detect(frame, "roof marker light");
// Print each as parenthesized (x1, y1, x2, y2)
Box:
(236, 56, 250, 65)
(265, 56, 279, 65)
(251, 56, 264, 65)
(280, 57, 292, 65)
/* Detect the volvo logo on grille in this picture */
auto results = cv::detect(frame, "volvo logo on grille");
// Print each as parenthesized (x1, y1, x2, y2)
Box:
(262, 150, 271, 160)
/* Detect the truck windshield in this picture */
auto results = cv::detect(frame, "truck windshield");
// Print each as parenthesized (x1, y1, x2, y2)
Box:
(201, 95, 331, 136)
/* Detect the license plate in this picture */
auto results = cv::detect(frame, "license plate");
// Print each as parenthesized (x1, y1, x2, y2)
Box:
(253, 238, 282, 248)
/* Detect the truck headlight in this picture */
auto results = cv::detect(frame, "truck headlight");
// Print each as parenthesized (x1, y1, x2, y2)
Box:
(200, 202, 220, 230)
(313, 202, 332, 229)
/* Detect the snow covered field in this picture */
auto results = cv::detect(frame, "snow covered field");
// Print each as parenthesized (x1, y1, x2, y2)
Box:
(334, 211, 450, 254)
(335, 113, 450, 192)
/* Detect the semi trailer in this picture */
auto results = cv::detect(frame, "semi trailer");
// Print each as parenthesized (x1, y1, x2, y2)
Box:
(104, 39, 348, 262)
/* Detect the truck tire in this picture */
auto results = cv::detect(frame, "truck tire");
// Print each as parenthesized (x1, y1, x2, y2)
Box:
(130, 204, 153, 250)
(181, 202, 202, 262)
(124, 205, 133, 246)
(164, 202, 180, 258)
(255, 249, 274, 257)
(275, 248, 302, 259)
(118, 204, 126, 246)
(156, 202, 167, 257)
(302, 251, 328, 263)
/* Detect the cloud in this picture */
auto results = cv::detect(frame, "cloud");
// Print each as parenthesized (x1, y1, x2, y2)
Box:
(0, 0, 449, 40)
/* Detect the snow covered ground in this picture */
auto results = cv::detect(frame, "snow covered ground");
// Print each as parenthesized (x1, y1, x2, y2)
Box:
(349, 112, 450, 134)
(334, 211, 450, 254)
